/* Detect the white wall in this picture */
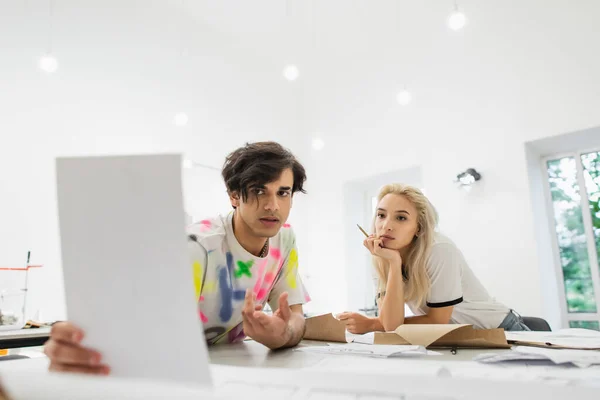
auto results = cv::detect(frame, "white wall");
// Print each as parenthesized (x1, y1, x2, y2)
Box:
(295, 1, 600, 324)
(0, 0, 301, 321)
(3, 0, 600, 328)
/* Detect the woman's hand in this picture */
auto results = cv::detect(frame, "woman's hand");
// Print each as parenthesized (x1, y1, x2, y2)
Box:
(363, 235, 402, 264)
(337, 312, 380, 334)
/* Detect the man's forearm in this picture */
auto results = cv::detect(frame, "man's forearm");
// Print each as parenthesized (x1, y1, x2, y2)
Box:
(281, 312, 305, 349)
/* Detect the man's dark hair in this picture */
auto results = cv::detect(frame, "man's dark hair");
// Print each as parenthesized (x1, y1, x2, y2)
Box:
(222, 141, 307, 207)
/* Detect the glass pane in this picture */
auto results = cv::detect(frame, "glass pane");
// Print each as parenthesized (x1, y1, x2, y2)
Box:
(546, 157, 597, 312)
(581, 151, 600, 271)
(569, 320, 600, 330)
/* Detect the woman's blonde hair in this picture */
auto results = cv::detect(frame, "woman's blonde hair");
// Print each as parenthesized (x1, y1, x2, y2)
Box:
(372, 184, 439, 306)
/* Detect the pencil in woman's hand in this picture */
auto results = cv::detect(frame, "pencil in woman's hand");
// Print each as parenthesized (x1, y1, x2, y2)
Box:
(357, 224, 369, 238)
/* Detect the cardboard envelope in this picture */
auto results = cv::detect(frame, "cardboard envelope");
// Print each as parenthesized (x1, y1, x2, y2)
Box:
(303, 313, 349, 343)
(374, 324, 510, 348)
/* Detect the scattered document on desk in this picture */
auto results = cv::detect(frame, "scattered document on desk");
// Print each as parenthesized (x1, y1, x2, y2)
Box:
(474, 346, 600, 368)
(211, 364, 600, 399)
(295, 343, 441, 358)
(506, 328, 600, 350)
(347, 332, 375, 344)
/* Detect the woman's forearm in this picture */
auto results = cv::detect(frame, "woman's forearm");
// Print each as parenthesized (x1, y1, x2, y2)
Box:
(378, 261, 405, 331)
(403, 315, 436, 324)
(368, 316, 384, 331)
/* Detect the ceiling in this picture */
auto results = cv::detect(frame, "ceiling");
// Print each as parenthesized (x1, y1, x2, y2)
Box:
(180, 0, 600, 67)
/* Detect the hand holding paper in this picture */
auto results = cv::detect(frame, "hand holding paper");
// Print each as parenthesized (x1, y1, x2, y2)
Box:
(44, 322, 110, 375)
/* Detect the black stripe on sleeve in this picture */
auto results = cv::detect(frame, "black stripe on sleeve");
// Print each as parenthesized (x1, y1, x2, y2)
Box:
(426, 297, 463, 308)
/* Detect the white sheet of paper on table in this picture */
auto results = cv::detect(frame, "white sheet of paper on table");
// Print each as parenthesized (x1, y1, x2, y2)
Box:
(295, 343, 440, 358)
(505, 329, 600, 349)
(347, 332, 375, 344)
(210, 364, 600, 399)
(474, 346, 600, 367)
(307, 354, 600, 388)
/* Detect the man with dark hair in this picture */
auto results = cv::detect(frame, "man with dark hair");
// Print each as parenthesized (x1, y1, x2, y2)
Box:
(43, 141, 310, 375)
(190, 141, 309, 347)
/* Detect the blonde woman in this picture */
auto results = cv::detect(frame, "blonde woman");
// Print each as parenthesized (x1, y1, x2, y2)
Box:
(338, 184, 530, 333)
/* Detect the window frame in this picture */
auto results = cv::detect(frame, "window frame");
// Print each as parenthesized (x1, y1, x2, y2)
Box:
(541, 147, 600, 328)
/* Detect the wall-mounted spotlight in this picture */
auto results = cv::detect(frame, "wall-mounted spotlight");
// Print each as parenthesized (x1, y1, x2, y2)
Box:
(455, 168, 481, 186)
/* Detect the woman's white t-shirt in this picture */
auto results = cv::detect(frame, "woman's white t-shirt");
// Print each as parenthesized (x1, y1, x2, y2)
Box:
(378, 233, 510, 329)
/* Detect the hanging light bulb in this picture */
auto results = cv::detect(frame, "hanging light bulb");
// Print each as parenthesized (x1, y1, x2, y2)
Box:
(41, 0, 58, 73)
(39, 54, 58, 73)
(174, 112, 189, 127)
(448, 3, 467, 31)
(311, 137, 325, 151)
(182, 159, 193, 169)
(396, 89, 412, 106)
(283, 65, 300, 81)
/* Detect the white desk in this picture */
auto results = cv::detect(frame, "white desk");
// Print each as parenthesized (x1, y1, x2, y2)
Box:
(208, 340, 600, 387)
(211, 340, 494, 365)
(2, 340, 600, 388)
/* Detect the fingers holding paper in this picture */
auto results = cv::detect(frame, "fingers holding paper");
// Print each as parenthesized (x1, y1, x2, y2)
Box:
(44, 322, 110, 375)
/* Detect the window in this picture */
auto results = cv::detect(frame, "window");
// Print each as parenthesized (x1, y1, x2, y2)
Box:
(545, 150, 600, 330)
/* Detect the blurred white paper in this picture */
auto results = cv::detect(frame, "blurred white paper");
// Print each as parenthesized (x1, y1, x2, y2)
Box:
(506, 329, 600, 349)
(347, 332, 375, 344)
(56, 154, 211, 386)
(1, 369, 215, 400)
(211, 364, 599, 399)
(295, 343, 434, 358)
(475, 346, 600, 367)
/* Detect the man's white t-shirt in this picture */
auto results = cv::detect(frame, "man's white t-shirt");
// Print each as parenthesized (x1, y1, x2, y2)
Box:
(187, 212, 310, 344)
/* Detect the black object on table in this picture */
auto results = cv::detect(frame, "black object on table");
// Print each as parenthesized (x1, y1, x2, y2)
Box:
(0, 327, 51, 350)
